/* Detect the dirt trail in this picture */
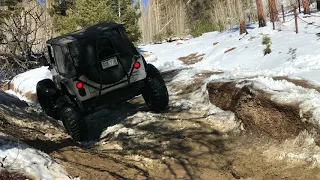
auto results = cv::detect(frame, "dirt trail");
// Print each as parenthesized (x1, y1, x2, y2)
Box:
(1, 69, 320, 179)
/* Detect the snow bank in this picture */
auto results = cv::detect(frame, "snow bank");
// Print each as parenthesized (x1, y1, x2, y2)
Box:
(0, 133, 72, 180)
(140, 12, 320, 83)
(0, 90, 27, 108)
(6, 67, 52, 103)
(11, 66, 52, 94)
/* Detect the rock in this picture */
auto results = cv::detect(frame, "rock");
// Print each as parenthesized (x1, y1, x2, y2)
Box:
(177, 52, 205, 65)
(224, 47, 236, 53)
(176, 40, 184, 45)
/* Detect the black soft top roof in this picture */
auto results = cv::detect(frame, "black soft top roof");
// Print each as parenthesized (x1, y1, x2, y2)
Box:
(47, 21, 124, 45)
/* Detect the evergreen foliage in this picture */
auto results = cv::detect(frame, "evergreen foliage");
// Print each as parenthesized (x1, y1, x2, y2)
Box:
(51, 0, 141, 42)
(262, 35, 272, 55)
(262, 35, 271, 45)
(190, 20, 224, 37)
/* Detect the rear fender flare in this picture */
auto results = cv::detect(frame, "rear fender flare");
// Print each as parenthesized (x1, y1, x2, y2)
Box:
(60, 82, 75, 97)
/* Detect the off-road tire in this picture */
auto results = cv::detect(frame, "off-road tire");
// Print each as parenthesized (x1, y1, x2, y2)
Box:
(56, 95, 88, 142)
(36, 79, 60, 119)
(142, 64, 169, 112)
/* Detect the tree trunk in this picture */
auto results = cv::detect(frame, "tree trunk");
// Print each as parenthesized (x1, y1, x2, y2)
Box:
(268, 0, 279, 22)
(240, 20, 248, 35)
(256, 0, 266, 27)
(302, 0, 310, 14)
(317, 0, 320, 11)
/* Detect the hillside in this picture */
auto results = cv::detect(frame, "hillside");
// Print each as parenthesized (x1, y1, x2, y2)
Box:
(2, 5, 320, 180)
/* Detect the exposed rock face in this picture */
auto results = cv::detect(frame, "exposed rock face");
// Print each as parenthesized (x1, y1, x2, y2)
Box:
(207, 81, 315, 140)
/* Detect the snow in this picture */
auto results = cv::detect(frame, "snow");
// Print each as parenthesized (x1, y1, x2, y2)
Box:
(0, 132, 73, 180)
(11, 66, 52, 94)
(5, 90, 33, 104)
(6, 66, 52, 104)
(141, 13, 320, 80)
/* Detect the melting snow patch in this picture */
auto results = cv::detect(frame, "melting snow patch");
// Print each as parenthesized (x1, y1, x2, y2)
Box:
(0, 132, 72, 180)
(11, 66, 52, 95)
(264, 131, 320, 167)
(5, 90, 33, 104)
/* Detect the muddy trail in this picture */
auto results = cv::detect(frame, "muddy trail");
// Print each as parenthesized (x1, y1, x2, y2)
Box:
(1, 69, 320, 180)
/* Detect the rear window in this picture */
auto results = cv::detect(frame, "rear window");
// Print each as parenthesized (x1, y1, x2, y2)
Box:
(52, 45, 76, 77)
(96, 37, 116, 61)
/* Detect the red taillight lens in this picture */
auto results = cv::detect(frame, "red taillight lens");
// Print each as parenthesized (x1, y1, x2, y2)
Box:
(76, 82, 84, 89)
(134, 62, 141, 69)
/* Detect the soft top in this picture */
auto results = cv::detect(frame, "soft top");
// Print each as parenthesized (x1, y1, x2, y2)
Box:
(47, 21, 123, 46)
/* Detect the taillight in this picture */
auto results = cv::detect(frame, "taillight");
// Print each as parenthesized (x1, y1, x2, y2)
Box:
(134, 62, 141, 69)
(76, 82, 84, 89)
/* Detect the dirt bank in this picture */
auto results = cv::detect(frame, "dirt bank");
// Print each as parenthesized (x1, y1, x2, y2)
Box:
(207, 80, 318, 140)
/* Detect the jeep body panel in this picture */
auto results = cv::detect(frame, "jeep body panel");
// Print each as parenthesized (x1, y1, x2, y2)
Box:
(72, 56, 146, 102)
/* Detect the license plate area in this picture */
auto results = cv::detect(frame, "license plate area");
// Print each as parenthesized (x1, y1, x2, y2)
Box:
(101, 56, 118, 69)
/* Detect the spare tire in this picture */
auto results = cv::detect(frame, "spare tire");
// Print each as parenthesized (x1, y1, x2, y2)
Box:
(81, 38, 133, 84)
(84, 56, 132, 84)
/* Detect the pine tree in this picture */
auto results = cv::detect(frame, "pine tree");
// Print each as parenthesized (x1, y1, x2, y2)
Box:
(51, 0, 141, 42)
(107, 0, 141, 42)
(0, 0, 22, 22)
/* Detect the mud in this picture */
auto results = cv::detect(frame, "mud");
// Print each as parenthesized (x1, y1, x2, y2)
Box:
(0, 170, 32, 180)
(177, 53, 205, 65)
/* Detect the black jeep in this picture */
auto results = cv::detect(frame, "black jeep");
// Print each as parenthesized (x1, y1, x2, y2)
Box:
(37, 22, 169, 142)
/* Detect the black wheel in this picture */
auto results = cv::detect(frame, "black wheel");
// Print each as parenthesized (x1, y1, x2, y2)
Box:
(36, 79, 60, 119)
(56, 95, 88, 142)
(142, 64, 169, 112)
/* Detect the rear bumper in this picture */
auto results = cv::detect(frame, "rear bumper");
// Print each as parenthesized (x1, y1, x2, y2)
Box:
(74, 57, 147, 102)
(80, 80, 145, 112)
